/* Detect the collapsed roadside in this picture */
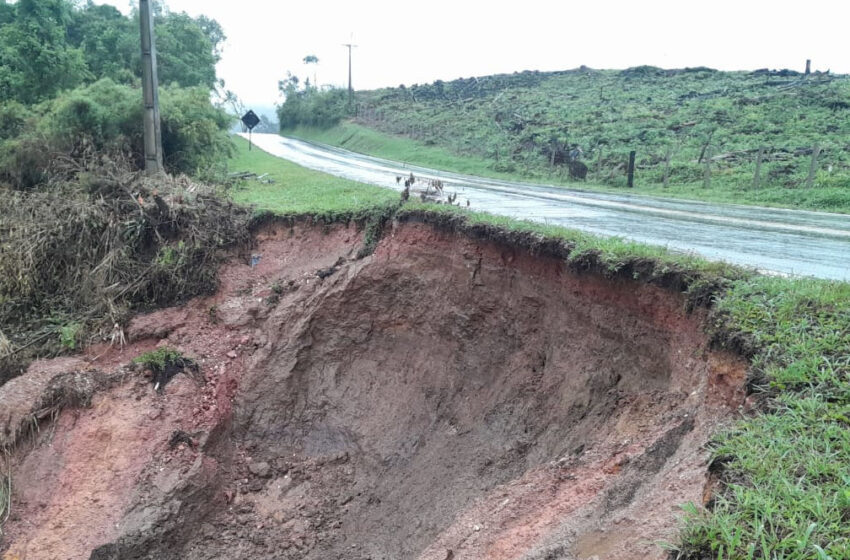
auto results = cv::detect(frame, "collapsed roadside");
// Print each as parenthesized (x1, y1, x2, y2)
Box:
(1, 140, 849, 558)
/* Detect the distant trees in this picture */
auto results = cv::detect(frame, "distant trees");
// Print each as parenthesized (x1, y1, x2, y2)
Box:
(277, 72, 349, 130)
(303, 54, 319, 89)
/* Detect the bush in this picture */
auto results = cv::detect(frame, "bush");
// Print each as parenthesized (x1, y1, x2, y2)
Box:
(278, 87, 350, 130)
(159, 85, 234, 179)
(0, 100, 26, 141)
(0, 79, 233, 188)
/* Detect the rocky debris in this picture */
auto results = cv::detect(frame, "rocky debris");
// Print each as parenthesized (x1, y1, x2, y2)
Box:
(316, 257, 346, 280)
(248, 461, 272, 478)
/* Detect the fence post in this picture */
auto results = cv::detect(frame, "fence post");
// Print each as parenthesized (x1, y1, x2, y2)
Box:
(596, 148, 603, 181)
(627, 150, 636, 188)
(753, 147, 764, 189)
(806, 144, 820, 188)
(662, 145, 673, 188)
(703, 146, 712, 189)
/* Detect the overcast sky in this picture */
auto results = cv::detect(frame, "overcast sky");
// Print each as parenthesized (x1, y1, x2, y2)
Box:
(103, 0, 849, 113)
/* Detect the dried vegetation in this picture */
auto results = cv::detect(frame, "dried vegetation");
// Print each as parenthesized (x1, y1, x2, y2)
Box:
(0, 149, 251, 385)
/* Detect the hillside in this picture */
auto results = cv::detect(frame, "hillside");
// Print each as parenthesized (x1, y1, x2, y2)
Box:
(283, 66, 850, 211)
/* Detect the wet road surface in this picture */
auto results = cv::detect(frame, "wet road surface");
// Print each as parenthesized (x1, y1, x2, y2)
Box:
(242, 133, 850, 281)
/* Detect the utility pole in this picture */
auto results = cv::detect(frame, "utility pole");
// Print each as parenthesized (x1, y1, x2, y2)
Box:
(140, 0, 163, 175)
(342, 36, 357, 107)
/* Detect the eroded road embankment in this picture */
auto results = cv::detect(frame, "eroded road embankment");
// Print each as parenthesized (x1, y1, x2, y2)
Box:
(1, 220, 745, 560)
(243, 132, 850, 281)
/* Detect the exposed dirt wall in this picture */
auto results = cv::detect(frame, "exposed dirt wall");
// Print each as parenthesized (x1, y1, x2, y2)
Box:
(0, 220, 745, 560)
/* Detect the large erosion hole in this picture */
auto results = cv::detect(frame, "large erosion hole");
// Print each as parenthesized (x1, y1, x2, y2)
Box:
(221, 224, 744, 560)
(1, 223, 745, 560)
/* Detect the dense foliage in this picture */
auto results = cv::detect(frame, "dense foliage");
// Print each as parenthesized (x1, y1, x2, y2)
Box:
(0, 79, 233, 187)
(0, 0, 224, 103)
(0, 0, 232, 184)
(323, 67, 850, 196)
(276, 74, 351, 129)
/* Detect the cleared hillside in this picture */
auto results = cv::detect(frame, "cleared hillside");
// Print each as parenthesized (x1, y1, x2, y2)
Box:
(284, 66, 850, 211)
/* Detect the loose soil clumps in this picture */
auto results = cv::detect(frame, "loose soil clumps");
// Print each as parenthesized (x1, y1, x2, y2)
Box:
(0, 221, 745, 560)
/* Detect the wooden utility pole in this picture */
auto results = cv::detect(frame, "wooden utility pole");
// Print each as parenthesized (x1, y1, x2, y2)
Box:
(343, 38, 357, 107)
(806, 144, 821, 188)
(139, 0, 163, 175)
(753, 147, 764, 189)
(627, 150, 636, 188)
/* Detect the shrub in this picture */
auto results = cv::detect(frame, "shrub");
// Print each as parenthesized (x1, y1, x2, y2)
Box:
(0, 79, 233, 188)
(278, 87, 350, 130)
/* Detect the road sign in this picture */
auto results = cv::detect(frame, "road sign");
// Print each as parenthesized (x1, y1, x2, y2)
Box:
(242, 110, 260, 130)
(242, 110, 260, 150)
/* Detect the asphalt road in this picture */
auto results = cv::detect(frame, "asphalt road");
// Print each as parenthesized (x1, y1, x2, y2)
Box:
(242, 133, 850, 281)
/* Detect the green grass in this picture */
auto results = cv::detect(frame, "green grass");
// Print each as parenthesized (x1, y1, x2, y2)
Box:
(227, 137, 850, 557)
(228, 136, 397, 219)
(285, 122, 516, 178)
(398, 200, 745, 282)
(675, 276, 850, 559)
(132, 347, 192, 373)
(288, 121, 850, 213)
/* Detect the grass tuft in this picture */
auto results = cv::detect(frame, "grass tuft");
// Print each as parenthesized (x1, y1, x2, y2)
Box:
(674, 276, 850, 559)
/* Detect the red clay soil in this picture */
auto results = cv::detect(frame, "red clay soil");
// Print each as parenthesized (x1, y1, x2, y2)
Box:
(0, 221, 746, 560)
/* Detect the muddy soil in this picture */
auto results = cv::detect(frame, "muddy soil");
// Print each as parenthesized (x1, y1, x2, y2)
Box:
(0, 221, 745, 560)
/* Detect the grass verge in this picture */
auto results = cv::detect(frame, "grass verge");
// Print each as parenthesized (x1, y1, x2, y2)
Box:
(674, 276, 850, 559)
(233, 139, 850, 557)
(286, 122, 850, 213)
(284, 122, 514, 178)
(229, 135, 398, 221)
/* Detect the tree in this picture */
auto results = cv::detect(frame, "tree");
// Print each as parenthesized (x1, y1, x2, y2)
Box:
(0, 2, 15, 26)
(303, 54, 319, 88)
(67, 2, 136, 84)
(155, 11, 221, 88)
(0, 0, 89, 103)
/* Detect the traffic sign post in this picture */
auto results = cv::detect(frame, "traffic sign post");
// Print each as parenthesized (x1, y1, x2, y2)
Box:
(242, 110, 261, 151)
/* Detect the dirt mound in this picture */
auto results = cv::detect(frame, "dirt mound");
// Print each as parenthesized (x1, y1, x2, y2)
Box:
(0, 221, 745, 560)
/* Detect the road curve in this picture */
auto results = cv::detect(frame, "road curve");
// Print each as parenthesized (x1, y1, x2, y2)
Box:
(242, 133, 850, 281)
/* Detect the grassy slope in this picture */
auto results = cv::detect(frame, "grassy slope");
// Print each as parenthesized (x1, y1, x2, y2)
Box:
(285, 122, 518, 178)
(287, 67, 850, 212)
(229, 139, 850, 559)
(229, 136, 397, 218)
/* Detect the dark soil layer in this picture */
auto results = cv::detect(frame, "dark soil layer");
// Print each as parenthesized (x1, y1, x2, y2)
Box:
(0, 220, 745, 560)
